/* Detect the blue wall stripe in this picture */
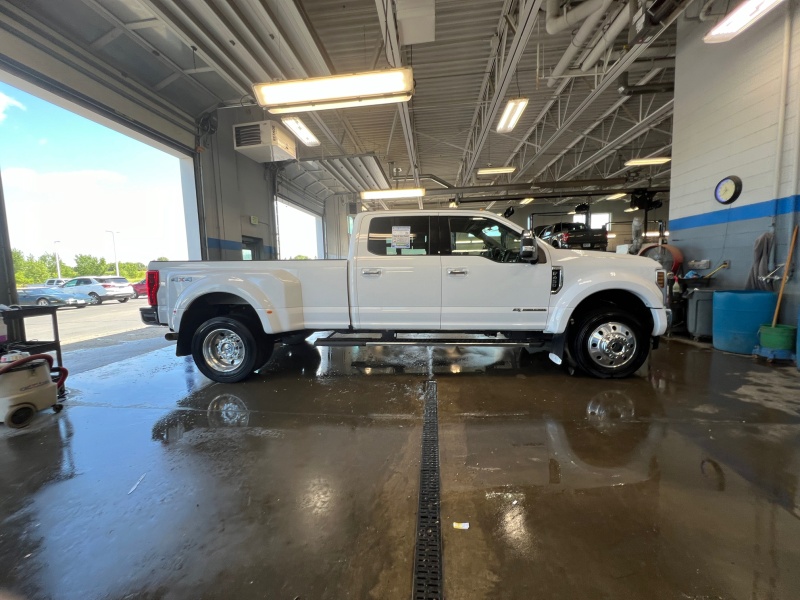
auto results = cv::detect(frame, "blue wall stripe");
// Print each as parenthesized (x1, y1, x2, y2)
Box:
(206, 237, 242, 251)
(206, 238, 276, 256)
(670, 195, 800, 231)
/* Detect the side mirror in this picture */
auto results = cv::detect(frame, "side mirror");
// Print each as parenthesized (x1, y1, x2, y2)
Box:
(519, 230, 538, 263)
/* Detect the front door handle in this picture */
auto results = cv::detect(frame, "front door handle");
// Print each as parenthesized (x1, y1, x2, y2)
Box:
(361, 268, 382, 276)
(447, 268, 468, 276)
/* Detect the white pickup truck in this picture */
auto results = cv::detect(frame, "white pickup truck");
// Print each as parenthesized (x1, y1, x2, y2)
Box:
(141, 210, 670, 383)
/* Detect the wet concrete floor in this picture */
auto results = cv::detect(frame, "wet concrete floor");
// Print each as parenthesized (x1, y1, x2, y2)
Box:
(1, 340, 799, 599)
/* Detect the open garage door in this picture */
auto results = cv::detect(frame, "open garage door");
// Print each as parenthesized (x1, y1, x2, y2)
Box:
(275, 199, 323, 261)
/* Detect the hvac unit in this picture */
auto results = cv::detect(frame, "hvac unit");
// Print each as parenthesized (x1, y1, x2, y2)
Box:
(233, 120, 297, 162)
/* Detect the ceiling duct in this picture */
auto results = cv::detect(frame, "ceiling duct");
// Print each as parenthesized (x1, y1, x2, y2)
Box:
(547, 0, 614, 87)
(581, 4, 632, 72)
(545, 0, 613, 34)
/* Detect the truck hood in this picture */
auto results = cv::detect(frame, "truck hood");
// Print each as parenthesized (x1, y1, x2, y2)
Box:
(546, 246, 662, 278)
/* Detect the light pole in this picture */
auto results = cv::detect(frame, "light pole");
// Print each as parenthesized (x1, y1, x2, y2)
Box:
(54, 240, 61, 279)
(106, 230, 119, 276)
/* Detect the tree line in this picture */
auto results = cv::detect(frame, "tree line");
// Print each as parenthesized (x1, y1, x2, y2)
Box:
(12, 249, 167, 286)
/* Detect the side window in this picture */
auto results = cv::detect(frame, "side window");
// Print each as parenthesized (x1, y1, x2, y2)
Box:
(367, 216, 430, 256)
(447, 217, 521, 263)
(63, 280, 75, 288)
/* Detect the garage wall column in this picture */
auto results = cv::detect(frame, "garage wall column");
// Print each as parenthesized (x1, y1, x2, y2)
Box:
(670, 2, 800, 321)
(323, 197, 353, 259)
(198, 107, 279, 261)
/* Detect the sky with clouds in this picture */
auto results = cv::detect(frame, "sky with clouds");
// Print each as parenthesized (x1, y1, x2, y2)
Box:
(0, 81, 189, 266)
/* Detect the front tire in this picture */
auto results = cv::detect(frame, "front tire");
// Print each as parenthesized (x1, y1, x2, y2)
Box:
(118, 297, 129, 303)
(569, 308, 648, 378)
(36, 298, 49, 306)
(191, 316, 258, 383)
(133, 291, 140, 299)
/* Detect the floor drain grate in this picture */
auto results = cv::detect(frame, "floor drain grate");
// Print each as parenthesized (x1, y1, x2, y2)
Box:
(413, 379, 443, 600)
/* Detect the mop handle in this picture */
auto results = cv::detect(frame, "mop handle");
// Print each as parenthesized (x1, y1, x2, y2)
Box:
(772, 225, 798, 328)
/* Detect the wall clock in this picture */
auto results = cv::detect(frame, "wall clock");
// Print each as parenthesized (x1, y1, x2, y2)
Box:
(715, 176, 742, 204)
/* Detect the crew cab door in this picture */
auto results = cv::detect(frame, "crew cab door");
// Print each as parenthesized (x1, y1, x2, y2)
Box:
(439, 215, 552, 330)
(353, 215, 441, 329)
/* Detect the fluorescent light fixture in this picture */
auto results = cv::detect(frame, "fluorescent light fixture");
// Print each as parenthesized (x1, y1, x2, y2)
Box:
(520, 197, 534, 205)
(625, 157, 671, 166)
(477, 166, 517, 175)
(360, 188, 424, 200)
(568, 210, 577, 215)
(624, 206, 639, 212)
(645, 231, 670, 237)
(496, 98, 529, 133)
(280, 116, 320, 147)
(254, 67, 414, 114)
(606, 193, 627, 200)
(704, 0, 786, 43)
(607, 233, 617, 239)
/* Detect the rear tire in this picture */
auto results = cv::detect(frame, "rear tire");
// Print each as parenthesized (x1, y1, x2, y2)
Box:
(133, 291, 139, 299)
(118, 297, 129, 303)
(89, 293, 102, 305)
(36, 298, 49, 306)
(568, 308, 648, 378)
(191, 316, 258, 383)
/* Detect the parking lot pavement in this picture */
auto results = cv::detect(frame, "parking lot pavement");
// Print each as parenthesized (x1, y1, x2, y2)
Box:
(21, 297, 154, 346)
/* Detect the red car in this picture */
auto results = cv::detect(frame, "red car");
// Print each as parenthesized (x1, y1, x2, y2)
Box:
(132, 279, 147, 299)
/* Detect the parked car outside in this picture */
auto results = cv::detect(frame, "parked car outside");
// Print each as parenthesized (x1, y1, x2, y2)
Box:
(132, 279, 147, 299)
(16, 287, 89, 308)
(61, 276, 133, 304)
(44, 278, 68, 287)
(95, 276, 135, 302)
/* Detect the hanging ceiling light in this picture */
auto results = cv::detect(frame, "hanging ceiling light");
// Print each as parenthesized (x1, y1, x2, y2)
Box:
(360, 188, 424, 200)
(625, 157, 671, 166)
(280, 116, 320, 147)
(477, 166, 517, 175)
(253, 68, 414, 114)
(496, 98, 529, 133)
(704, 0, 786, 43)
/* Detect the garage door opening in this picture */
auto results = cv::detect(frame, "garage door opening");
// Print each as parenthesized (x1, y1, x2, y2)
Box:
(276, 199, 323, 260)
(0, 79, 198, 286)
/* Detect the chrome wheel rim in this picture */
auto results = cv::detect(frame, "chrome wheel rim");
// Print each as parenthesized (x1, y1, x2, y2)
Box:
(202, 328, 245, 373)
(586, 321, 637, 369)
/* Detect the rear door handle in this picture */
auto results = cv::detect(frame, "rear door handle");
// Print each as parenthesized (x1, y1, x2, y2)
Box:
(361, 268, 382, 276)
(447, 268, 468, 276)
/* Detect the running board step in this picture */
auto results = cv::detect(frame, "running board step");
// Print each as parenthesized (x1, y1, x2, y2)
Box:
(315, 333, 547, 348)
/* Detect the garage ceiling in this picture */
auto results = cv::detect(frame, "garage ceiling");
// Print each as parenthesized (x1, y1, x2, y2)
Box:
(0, 0, 681, 209)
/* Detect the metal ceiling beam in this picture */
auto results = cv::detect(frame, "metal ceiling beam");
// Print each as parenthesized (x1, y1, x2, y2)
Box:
(456, 0, 543, 185)
(533, 68, 669, 180)
(506, 3, 690, 183)
(558, 100, 674, 180)
(375, 0, 420, 186)
(422, 177, 628, 197)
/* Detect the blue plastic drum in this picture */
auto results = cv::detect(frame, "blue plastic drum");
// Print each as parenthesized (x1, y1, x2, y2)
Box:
(712, 291, 777, 355)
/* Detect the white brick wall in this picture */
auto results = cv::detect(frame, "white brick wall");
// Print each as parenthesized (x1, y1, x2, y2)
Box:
(671, 4, 798, 219)
(671, 2, 800, 322)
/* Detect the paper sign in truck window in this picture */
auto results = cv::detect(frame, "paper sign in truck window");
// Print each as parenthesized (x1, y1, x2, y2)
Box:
(391, 226, 411, 249)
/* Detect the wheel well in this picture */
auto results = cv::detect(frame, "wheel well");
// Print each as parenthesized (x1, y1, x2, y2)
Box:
(570, 290, 653, 333)
(176, 293, 263, 356)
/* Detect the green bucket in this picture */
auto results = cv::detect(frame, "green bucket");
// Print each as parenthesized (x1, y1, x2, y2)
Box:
(758, 324, 798, 350)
